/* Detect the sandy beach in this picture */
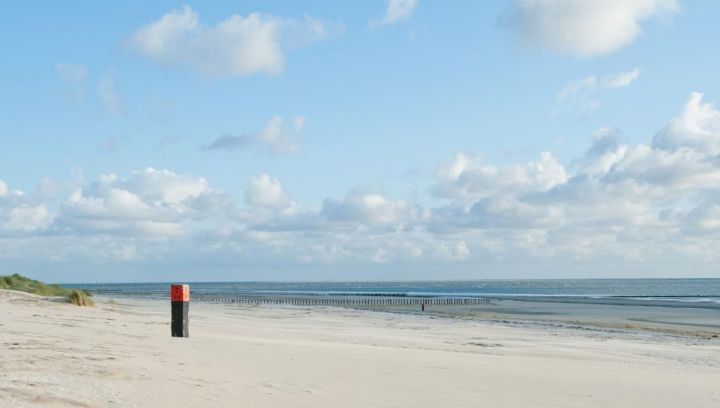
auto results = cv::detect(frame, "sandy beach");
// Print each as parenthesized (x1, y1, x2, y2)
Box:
(1, 290, 719, 408)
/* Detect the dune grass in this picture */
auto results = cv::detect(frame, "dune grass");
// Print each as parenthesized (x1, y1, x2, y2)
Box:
(66, 289, 94, 306)
(0, 273, 94, 306)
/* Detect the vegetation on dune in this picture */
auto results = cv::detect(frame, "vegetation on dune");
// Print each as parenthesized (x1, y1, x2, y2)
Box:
(0, 273, 94, 306)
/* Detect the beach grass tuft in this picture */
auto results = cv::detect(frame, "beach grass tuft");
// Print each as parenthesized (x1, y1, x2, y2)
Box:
(0, 273, 94, 306)
(67, 289, 95, 306)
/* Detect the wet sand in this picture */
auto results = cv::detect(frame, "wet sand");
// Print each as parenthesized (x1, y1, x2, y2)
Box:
(398, 297, 720, 339)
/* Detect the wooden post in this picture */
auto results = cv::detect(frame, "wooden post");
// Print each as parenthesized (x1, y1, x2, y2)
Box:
(170, 284, 189, 338)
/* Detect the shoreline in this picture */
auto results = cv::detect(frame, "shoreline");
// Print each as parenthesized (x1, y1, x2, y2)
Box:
(95, 293, 720, 340)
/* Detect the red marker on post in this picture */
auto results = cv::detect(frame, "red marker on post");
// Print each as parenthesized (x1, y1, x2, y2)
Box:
(171, 284, 190, 338)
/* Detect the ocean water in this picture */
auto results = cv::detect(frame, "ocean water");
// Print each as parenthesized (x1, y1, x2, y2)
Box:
(67, 279, 720, 304)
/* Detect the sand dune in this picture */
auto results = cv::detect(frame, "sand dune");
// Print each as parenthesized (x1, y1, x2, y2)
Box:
(1, 290, 719, 407)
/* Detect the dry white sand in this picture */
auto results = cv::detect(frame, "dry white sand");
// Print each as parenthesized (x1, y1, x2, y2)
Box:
(1, 290, 719, 408)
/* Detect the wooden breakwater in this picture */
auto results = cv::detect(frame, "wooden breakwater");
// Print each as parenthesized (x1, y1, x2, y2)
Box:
(192, 295, 493, 307)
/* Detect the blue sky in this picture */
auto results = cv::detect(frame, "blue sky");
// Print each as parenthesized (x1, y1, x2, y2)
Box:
(1, 0, 720, 282)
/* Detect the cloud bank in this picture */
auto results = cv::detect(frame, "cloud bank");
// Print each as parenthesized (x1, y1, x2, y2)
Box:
(2, 92, 720, 279)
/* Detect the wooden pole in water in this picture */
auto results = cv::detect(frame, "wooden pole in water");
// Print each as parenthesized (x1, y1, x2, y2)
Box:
(170, 284, 189, 338)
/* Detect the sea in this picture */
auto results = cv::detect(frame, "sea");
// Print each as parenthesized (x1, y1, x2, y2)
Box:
(67, 279, 720, 305)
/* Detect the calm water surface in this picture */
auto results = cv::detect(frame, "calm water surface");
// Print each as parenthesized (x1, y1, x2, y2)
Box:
(66, 279, 720, 304)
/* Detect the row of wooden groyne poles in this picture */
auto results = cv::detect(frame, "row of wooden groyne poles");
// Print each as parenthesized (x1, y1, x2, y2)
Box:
(193, 294, 494, 307)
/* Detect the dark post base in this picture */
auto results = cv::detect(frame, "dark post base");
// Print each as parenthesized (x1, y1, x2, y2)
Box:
(171, 301, 189, 337)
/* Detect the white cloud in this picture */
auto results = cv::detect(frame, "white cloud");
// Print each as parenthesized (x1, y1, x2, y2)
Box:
(59, 188, 181, 237)
(652, 92, 720, 154)
(0, 182, 53, 233)
(206, 115, 304, 155)
(4, 205, 52, 232)
(556, 68, 640, 111)
(433, 151, 567, 200)
(321, 189, 425, 226)
(442, 240, 470, 261)
(109, 244, 139, 262)
(245, 174, 290, 209)
(256, 115, 303, 154)
(126, 6, 334, 76)
(601, 69, 642, 88)
(503, 0, 679, 56)
(375, 0, 419, 25)
(54, 168, 228, 238)
(123, 168, 211, 206)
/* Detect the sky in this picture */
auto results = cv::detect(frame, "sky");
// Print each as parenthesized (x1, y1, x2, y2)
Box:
(2, 0, 720, 282)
